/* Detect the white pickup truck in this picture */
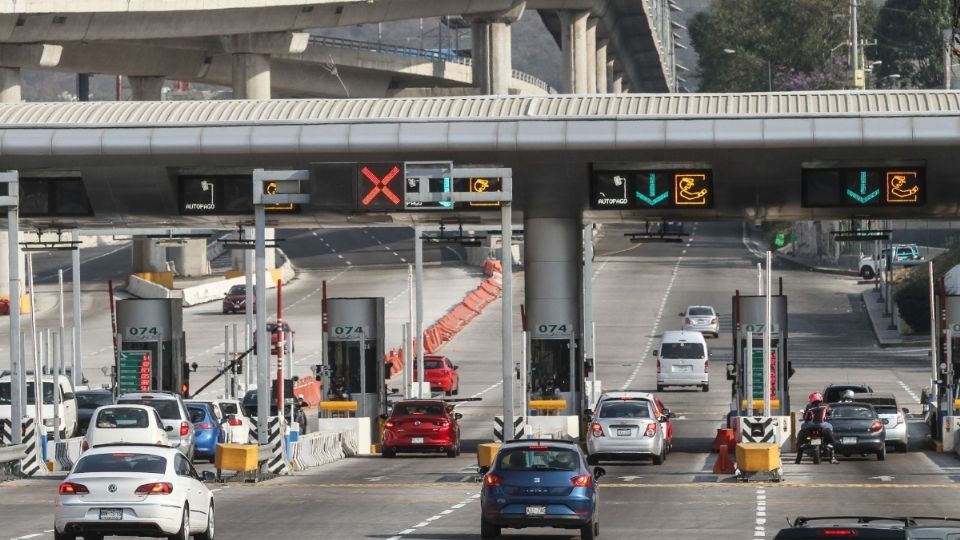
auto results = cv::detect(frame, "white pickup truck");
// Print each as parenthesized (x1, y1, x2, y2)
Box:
(858, 244, 924, 279)
(0, 373, 79, 438)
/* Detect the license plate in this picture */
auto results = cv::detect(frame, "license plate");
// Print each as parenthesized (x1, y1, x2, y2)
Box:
(841, 437, 857, 445)
(99, 509, 123, 521)
(411, 437, 424, 444)
(810, 438, 821, 446)
(525, 505, 546, 516)
(616, 428, 632, 436)
(675, 365, 692, 372)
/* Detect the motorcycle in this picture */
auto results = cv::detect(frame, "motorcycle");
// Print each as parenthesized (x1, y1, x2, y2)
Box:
(795, 426, 832, 464)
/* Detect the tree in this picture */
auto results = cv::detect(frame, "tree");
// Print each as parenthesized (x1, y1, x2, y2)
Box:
(689, 0, 877, 92)
(874, 0, 951, 89)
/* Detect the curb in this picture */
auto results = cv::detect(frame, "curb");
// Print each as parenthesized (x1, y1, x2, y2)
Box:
(860, 290, 929, 349)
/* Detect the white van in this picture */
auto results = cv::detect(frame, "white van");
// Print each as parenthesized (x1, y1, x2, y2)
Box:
(0, 374, 79, 438)
(655, 330, 709, 392)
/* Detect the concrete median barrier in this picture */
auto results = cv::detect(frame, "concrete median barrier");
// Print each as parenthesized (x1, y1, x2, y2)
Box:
(289, 431, 358, 471)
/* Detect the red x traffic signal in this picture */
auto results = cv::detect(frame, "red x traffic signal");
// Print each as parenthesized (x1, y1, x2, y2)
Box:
(358, 163, 403, 210)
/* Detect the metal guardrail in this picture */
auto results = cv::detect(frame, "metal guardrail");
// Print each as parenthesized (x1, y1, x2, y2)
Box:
(0, 443, 27, 464)
(308, 35, 554, 93)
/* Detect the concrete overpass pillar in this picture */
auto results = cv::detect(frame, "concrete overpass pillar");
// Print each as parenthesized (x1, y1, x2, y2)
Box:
(232, 53, 271, 100)
(172, 239, 211, 278)
(560, 11, 590, 94)
(132, 239, 167, 274)
(128, 76, 164, 101)
(586, 18, 598, 93)
(0, 67, 23, 300)
(231, 226, 275, 271)
(606, 60, 615, 94)
(470, 10, 518, 96)
(612, 73, 624, 94)
(596, 40, 609, 94)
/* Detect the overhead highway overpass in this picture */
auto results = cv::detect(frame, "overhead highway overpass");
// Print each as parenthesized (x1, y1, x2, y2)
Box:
(0, 91, 957, 229)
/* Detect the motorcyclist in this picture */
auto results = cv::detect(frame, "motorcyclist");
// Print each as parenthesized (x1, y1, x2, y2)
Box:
(797, 392, 837, 463)
(840, 389, 856, 402)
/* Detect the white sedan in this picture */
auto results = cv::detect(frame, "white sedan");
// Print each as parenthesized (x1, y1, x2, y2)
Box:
(83, 405, 170, 452)
(55, 445, 216, 540)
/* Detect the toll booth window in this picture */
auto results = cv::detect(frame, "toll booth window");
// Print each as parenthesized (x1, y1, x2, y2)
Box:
(19, 178, 93, 217)
(660, 343, 705, 359)
(530, 340, 581, 395)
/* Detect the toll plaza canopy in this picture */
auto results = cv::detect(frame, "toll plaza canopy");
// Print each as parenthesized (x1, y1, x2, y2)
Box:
(1, 91, 960, 228)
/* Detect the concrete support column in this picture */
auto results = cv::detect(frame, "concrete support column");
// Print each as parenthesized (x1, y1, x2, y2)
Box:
(0, 67, 22, 300)
(231, 226, 275, 271)
(612, 73, 624, 94)
(606, 60, 615, 94)
(128, 76, 164, 101)
(524, 217, 582, 341)
(585, 18, 598, 93)
(560, 11, 590, 94)
(596, 40, 609, 94)
(172, 240, 211, 278)
(132, 238, 167, 274)
(232, 53, 271, 100)
(471, 19, 513, 95)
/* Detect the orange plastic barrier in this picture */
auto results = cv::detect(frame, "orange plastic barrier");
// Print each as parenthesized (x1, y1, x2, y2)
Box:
(293, 376, 323, 407)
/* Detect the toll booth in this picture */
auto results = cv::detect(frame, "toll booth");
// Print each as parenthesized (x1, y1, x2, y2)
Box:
(935, 295, 960, 448)
(525, 328, 583, 440)
(730, 294, 791, 429)
(115, 299, 188, 396)
(317, 297, 385, 454)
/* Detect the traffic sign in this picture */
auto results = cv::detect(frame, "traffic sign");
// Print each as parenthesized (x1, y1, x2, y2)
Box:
(404, 162, 453, 210)
(801, 165, 925, 208)
(18, 176, 93, 217)
(357, 162, 404, 210)
(468, 177, 502, 207)
(179, 174, 300, 215)
(590, 168, 714, 210)
(118, 351, 152, 393)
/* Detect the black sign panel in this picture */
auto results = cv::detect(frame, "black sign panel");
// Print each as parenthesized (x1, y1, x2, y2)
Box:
(801, 166, 925, 208)
(179, 174, 299, 215)
(590, 169, 714, 210)
(19, 177, 93, 217)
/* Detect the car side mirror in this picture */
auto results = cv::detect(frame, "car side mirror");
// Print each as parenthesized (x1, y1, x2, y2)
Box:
(678, 312, 685, 317)
(584, 409, 593, 419)
(453, 365, 459, 370)
(454, 412, 463, 420)
(593, 467, 606, 479)
(201, 470, 216, 482)
(726, 363, 735, 381)
(478, 465, 489, 476)
(164, 425, 174, 432)
(62, 392, 76, 400)
(651, 350, 657, 357)
(902, 407, 910, 414)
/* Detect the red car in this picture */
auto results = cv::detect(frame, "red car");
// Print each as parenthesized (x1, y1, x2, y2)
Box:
(222, 284, 256, 314)
(654, 397, 675, 453)
(381, 399, 461, 458)
(412, 355, 460, 396)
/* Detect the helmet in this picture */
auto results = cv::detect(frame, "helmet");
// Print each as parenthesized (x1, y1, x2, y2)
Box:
(808, 392, 823, 404)
(841, 389, 856, 401)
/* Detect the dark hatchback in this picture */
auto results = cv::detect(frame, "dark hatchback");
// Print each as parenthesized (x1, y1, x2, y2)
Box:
(75, 390, 113, 434)
(774, 517, 960, 539)
(480, 440, 605, 539)
(829, 402, 886, 460)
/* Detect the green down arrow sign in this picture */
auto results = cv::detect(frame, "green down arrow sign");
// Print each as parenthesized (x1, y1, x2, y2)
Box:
(846, 170, 880, 204)
(636, 173, 669, 206)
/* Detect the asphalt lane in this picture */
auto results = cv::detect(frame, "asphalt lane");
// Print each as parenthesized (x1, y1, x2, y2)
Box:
(5, 222, 960, 540)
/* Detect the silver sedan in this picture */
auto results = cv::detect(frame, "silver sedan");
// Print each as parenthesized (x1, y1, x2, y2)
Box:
(586, 398, 666, 465)
(680, 305, 719, 338)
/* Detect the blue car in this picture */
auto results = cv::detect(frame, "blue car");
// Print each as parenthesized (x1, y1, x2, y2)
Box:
(185, 401, 225, 462)
(480, 439, 605, 539)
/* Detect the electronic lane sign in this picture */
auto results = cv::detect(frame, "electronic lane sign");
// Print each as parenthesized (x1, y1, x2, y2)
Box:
(801, 165, 925, 208)
(118, 351, 152, 394)
(590, 168, 714, 210)
(179, 174, 301, 215)
(357, 162, 404, 211)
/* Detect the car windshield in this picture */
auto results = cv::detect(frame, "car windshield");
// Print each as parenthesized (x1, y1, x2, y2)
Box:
(660, 342, 705, 359)
(830, 405, 875, 419)
(875, 406, 899, 416)
(0, 382, 55, 405)
(228, 285, 246, 295)
(423, 360, 444, 370)
(95, 408, 149, 429)
(598, 401, 652, 419)
(74, 452, 167, 474)
(77, 392, 113, 409)
(117, 398, 181, 420)
(498, 447, 580, 472)
(219, 402, 238, 415)
(187, 406, 207, 423)
(393, 404, 444, 417)
(688, 307, 713, 316)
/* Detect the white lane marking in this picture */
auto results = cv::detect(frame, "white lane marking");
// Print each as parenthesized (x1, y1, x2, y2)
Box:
(470, 380, 503, 399)
(621, 255, 684, 390)
(384, 245, 392, 250)
(413, 522, 430, 528)
(897, 380, 921, 404)
(755, 487, 766, 537)
(591, 260, 609, 282)
(425, 516, 442, 522)
(392, 252, 399, 257)
(337, 254, 344, 259)
(400, 258, 407, 263)
(451, 503, 466, 509)
(440, 509, 454, 515)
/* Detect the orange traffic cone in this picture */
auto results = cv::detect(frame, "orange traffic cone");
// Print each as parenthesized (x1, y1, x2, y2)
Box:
(713, 444, 735, 474)
(711, 428, 736, 453)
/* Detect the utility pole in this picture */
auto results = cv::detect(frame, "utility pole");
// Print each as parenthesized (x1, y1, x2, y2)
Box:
(851, 0, 861, 88)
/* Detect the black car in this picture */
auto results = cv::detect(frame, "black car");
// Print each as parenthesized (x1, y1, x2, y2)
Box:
(828, 402, 886, 460)
(74, 390, 113, 434)
(774, 516, 960, 539)
(823, 383, 873, 404)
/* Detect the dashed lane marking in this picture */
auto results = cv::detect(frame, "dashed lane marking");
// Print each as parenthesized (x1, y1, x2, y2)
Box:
(621, 255, 683, 389)
(898, 380, 921, 404)
(755, 487, 766, 538)
(230, 482, 960, 490)
(385, 495, 478, 538)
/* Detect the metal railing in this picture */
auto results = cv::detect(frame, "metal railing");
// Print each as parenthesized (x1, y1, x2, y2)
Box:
(0, 443, 27, 480)
(308, 35, 554, 93)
